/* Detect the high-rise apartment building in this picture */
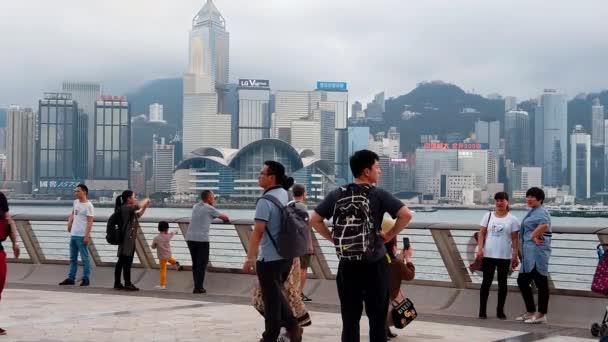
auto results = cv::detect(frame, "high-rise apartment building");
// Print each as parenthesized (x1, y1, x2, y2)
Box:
(474, 120, 500, 155)
(6, 106, 36, 184)
(457, 149, 489, 188)
(505, 110, 531, 166)
(149, 103, 164, 122)
(534, 89, 568, 186)
(237, 79, 271, 147)
(570, 125, 591, 199)
(37, 93, 82, 195)
(153, 138, 175, 193)
(369, 128, 400, 159)
(183, 0, 232, 157)
(365, 92, 385, 121)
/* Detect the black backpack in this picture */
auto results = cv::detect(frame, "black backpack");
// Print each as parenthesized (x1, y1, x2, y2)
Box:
(331, 184, 375, 261)
(106, 209, 125, 245)
(261, 195, 309, 259)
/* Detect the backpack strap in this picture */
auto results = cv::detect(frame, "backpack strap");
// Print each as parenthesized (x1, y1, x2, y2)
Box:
(259, 194, 284, 255)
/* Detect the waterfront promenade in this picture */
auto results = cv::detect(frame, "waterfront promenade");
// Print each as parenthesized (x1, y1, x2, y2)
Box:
(0, 285, 596, 342)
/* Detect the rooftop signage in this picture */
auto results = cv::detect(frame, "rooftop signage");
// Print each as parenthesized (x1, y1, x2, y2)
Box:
(422, 142, 487, 150)
(44, 92, 72, 100)
(316, 81, 347, 91)
(100, 95, 127, 101)
(238, 79, 270, 88)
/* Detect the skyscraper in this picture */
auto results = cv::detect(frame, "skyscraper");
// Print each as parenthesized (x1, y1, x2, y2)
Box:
(153, 138, 175, 193)
(237, 79, 271, 147)
(272, 91, 313, 143)
(365, 92, 385, 121)
(61, 81, 101, 177)
(347, 126, 370, 183)
(474, 120, 500, 155)
(592, 98, 605, 147)
(291, 119, 321, 156)
(149, 103, 164, 122)
(570, 125, 591, 198)
(91, 96, 130, 196)
(534, 89, 568, 186)
(6, 106, 36, 184)
(315, 82, 349, 181)
(182, 0, 232, 157)
(504, 96, 517, 112)
(415, 148, 458, 194)
(505, 110, 531, 166)
(37, 93, 81, 196)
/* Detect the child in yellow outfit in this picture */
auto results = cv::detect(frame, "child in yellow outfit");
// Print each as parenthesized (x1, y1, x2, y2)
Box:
(151, 221, 183, 289)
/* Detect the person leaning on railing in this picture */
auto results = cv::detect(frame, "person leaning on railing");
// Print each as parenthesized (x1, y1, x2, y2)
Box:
(516, 187, 552, 324)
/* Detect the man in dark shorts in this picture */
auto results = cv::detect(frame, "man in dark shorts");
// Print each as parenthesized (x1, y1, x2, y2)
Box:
(292, 184, 313, 302)
(310, 149, 413, 342)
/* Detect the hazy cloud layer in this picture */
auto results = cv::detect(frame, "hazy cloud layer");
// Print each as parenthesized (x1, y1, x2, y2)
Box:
(1, 0, 607, 108)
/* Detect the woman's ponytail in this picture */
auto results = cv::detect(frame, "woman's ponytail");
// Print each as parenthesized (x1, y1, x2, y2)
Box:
(281, 176, 295, 191)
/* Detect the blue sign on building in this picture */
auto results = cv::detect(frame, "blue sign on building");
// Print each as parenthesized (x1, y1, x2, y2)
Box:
(316, 81, 347, 91)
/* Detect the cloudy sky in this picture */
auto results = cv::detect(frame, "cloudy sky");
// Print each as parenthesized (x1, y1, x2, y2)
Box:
(1, 0, 607, 108)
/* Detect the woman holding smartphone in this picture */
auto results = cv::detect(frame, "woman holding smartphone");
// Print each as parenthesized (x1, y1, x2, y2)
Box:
(476, 192, 520, 320)
(382, 218, 415, 339)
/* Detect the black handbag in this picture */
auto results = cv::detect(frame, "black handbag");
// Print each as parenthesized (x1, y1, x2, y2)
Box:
(390, 291, 417, 329)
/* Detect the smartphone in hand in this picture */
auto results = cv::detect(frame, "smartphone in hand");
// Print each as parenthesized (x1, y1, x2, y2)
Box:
(402, 237, 410, 250)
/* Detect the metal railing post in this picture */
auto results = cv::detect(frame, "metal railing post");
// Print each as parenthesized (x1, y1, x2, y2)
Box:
(430, 228, 471, 288)
(135, 227, 154, 268)
(15, 220, 43, 264)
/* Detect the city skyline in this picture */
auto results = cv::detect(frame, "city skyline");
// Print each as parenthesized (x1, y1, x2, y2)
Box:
(2, 0, 608, 108)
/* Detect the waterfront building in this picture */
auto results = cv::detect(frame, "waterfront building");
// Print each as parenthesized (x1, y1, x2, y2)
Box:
(534, 89, 568, 187)
(237, 79, 271, 148)
(173, 139, 334, 200)
(153, 138, 175, 193)
(37, 93, 82, 196)
(6, 106, 36, 185)
(505, 96, 517, 112)
(570, 125, 591, 199)
(505, 110, 531, 166)
(149, 103, 164, 122)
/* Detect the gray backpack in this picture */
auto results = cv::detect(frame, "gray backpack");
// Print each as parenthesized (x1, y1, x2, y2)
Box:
(261, 195, 310, 259)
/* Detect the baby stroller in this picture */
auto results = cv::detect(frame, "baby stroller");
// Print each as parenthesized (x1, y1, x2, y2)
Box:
(591, 244, 608, 338)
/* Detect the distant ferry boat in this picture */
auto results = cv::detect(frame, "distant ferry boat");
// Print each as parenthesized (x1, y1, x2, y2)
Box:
(412, 207, 438, 213)
(547, 205, 608, 218)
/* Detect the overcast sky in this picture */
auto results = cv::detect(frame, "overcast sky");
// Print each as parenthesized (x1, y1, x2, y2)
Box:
(1, 0, 607, 108)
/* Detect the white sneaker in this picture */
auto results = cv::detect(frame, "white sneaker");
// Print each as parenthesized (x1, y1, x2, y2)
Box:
(515, 312, 533, 321)
(524, 314, 547, 324)
(154, 285, 166, 290)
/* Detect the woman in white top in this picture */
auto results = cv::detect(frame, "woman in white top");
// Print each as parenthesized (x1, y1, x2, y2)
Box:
(476, 192, 520, 320)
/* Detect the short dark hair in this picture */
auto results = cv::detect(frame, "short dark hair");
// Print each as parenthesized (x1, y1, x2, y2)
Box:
(158, 221, 169, 232)
(76, 184, 88, 195)
(201, 190, 212, 201)
(292, 184, 306, 197)
(494, 192, 509, 201)
(526, 187, 545, 204)
(349, 149, 380, 178)
(0, 192, 8, 213)
(264, 160, 294, 190)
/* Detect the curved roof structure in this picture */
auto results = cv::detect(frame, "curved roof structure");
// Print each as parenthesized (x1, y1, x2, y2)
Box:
(297, 148, 316, 158)
(190, 147, 238, 160)
(228, 139, 304, 170)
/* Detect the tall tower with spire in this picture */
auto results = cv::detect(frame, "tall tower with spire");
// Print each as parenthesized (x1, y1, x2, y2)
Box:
(183, 0, 232, 157)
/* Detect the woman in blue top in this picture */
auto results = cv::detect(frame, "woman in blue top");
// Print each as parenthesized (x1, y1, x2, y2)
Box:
(516, 187, 551, 324)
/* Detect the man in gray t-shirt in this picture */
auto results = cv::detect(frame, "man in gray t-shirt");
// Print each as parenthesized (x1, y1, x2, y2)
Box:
(186, 190, 229, 294)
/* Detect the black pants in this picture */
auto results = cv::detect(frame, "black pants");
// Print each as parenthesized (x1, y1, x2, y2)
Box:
(114, 254, 134, 285)
(257, 258, 298, 342)
(517, 267, 549, 314)
(187, 241, 210, 290)
(479, 257, 510, 315)
(337, 257, 389, 342)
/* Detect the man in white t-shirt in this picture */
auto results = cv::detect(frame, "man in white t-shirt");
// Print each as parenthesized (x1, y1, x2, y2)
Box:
(59, 184, 94, 286)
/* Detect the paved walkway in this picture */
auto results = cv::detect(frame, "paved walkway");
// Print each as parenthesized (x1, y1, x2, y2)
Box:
(0, 289, 598, 341)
